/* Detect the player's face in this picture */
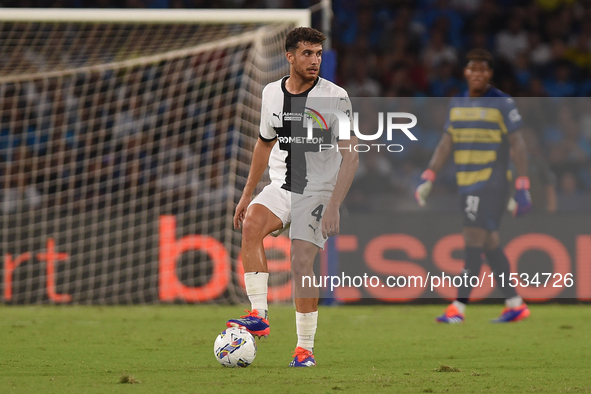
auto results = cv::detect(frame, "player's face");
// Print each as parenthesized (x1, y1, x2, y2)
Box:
(464, 60, 493, 91)
(288, 41, 322, 82)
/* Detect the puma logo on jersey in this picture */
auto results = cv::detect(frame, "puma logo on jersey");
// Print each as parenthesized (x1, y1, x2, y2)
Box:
(273, 112, 281, 120)
(308, 224, 318, 234)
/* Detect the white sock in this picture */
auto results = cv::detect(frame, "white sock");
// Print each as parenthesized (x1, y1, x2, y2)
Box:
(296, 311, 318, 352)
(505, 296, 523, 309)
(452, 300, 466, 314)
(244, 272, 269, 319)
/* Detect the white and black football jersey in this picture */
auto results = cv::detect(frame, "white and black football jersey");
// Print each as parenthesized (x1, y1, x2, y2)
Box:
(259, 76, 353, 196)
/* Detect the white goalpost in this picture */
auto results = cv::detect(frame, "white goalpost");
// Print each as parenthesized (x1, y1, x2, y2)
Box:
(0, 8, 310, 304)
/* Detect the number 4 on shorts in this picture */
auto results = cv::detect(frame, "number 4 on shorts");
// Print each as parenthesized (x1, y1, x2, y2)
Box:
(311, 204, 324, 222)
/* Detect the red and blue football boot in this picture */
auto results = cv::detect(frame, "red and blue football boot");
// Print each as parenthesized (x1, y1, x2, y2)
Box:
(436, 304, 465, 324)
(289, 347, 316, 367)
(226, 309, 270, 338)
(491, 303, 530, 323)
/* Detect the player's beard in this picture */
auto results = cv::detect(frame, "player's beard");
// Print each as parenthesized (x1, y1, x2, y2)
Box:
(293, 61, 318, 84)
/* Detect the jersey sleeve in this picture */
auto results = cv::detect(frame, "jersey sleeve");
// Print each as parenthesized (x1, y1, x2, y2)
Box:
(332, 93, 353, 140)
(259, 89, 277, 142)
(501, 97, 523, 134)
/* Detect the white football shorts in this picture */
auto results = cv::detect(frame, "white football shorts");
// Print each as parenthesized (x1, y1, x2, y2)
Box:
(249, 183, 330, 248)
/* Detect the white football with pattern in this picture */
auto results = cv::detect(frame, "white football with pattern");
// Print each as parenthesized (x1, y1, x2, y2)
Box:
(214, 327, 257, 368)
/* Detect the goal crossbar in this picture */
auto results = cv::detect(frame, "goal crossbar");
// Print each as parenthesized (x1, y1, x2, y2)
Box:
(0, 24, 286, 83)
(0, 8, 311, 27)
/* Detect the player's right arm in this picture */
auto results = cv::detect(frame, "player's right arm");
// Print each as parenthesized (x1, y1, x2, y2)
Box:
(235, 86, 277, 229)
(415, 131, 453, 207)
(234, 138, 276, 230)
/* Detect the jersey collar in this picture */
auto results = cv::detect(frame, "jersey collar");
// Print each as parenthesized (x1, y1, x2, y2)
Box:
(463, 85, 494, 98)
(281, 75, 320, 97)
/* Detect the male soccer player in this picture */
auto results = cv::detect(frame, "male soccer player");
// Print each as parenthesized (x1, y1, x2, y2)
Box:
(228, 27, 358, 366)
(415, 49, 532, 323)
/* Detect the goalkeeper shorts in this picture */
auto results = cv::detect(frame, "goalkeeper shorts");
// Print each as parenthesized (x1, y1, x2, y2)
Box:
(460, 188, 508, 231)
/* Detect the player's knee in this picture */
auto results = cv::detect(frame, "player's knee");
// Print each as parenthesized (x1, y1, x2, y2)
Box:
(291, 257, 314, 279)
(484, 232, 500, 251)
(464, 227, 487, 247)
(241, 215, 265, 244)
(291, 265, 314, 280)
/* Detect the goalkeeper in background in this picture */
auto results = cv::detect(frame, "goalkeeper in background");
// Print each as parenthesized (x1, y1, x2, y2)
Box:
(415, 49, 532, 323)
(227, 27, 358, 366)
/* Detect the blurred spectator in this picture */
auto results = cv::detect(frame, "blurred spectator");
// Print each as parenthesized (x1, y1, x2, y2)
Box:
(528, 31, 552, 67)
(421, 29, 458, 78)
(495, 16, 528, 64)
(514, 52, 533, 89)
(419, 0, 464, 48)
(528, 77, 548, 96)
(429, 60, 463, 97)
(543, 60, 577, 96)
(545, 105, 591, 188)
(465, 0, 504, 38)
(378, 6, 424, 55)
(333, 0, 369, 47)
(565, 31, 591, 70)
(451, 0, 482, 14)
(1, 144, 41, 213)
(556, 171, 589, 211)
(112, 95, 147, 141)
(156, 150, 201, 201)
(344, 59, 381, 96)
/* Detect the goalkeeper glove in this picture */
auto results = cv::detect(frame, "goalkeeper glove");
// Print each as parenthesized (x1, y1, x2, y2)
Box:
(415, 169, 436, 207)
(508, 176, 532, 217)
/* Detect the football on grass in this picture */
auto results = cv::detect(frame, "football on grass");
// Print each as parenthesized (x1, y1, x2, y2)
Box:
(214, 327, 257, 367)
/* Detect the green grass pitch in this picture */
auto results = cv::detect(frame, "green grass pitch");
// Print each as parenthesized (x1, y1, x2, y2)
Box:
(1, 304, 590, 393)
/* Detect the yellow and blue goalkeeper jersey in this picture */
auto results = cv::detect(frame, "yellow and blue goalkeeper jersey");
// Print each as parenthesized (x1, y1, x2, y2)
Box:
(444, 87, 523, 194)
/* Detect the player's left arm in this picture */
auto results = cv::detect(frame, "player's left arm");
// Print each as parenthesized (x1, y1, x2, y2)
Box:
(505, 99, 532, 217)
(322, 135, 359, 239)
(508, 131, 528, 179)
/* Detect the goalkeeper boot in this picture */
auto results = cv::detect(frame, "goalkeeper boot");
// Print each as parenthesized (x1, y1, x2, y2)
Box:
(289, 347, 316, 367)
(436, 304, 465, 324)
(491, 303, 530, 323)
(227, 309, 270, 338)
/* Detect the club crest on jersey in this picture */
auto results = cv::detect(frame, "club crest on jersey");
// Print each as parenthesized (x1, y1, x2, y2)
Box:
(304, 107, 329, 131)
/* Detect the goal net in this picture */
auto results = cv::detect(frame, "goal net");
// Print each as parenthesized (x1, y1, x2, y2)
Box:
(0, 9, 308, 304)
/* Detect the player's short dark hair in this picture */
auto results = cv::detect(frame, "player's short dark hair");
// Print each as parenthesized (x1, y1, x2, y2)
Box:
(285, 27, 326, 53)
(465, 48, 494, 69)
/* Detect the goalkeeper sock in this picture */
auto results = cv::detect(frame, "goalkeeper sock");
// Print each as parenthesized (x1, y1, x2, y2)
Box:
(244, 272, 269, 319)
(296, 311, 318, 352)
(484, 247, 518, 299)
(457, 247, 484, 304)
